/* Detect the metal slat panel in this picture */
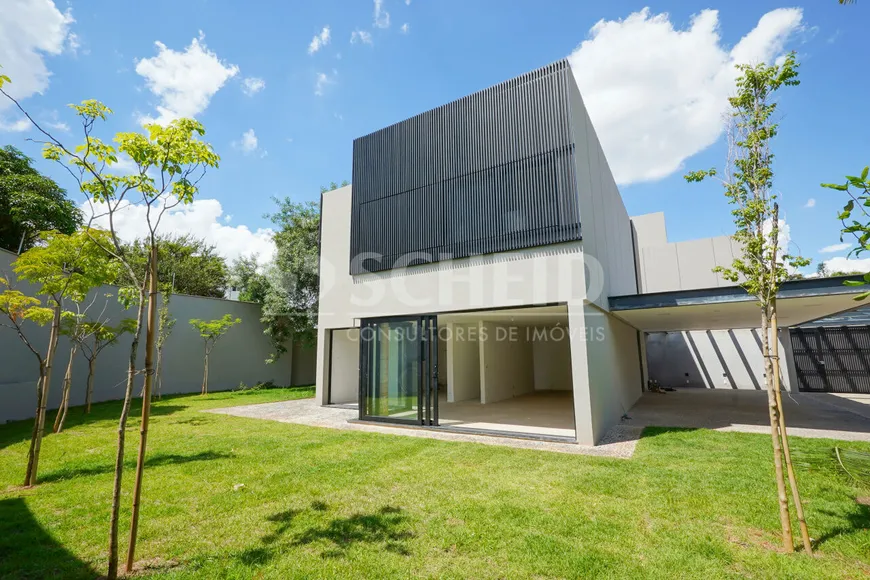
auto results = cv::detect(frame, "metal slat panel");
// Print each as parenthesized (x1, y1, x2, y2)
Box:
(349, 59, 583, 274)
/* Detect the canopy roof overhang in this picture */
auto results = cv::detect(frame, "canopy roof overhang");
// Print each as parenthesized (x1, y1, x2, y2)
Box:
(609, 276, 866, 332)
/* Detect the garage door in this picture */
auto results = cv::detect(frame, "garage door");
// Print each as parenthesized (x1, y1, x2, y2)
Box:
(791, 326, 870, 393)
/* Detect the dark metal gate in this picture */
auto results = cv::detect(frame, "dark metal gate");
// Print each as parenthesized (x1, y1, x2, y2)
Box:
(790, 326, 870, 393)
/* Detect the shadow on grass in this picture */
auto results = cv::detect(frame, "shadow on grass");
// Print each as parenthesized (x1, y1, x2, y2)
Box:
(0, 497, 97, 579)
(236, 503, 413, 566)
(0, 404, 187, 452)
(38, 450, 234, 484)
(813, 503, 870, 548)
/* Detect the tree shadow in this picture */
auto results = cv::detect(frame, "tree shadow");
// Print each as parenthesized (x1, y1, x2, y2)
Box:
(235, 503, 413, 567)
(38, 450, 234, 484)
(0, 404, 187, 452)
(812, 503, 870, 548)
(0, 497, 97, 579)
(293, 505, 413, 558)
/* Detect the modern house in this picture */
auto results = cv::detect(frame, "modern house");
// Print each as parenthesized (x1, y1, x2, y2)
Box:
(314, 59, 866, 446)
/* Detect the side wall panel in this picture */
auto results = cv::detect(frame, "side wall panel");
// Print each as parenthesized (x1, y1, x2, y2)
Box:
(0, 250, 294, 423)
(646, 329, 793, 391)
(566, 75, 637, 306)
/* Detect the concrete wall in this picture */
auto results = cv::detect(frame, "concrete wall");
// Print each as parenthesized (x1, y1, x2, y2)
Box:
(0, 248, 313, 424)
(478, 321, 534, 404)
(315, 185, 589, 405)
(567, 74, 637, 305)
(568, 303, 643, 444)
(446, 323, 481, 403)
(646, 329, 796, 392)
(633, 230, 742, 294)
(328, 328, 359, 404)
(630, 212, 668, 248)
(532, 333, 572, 391)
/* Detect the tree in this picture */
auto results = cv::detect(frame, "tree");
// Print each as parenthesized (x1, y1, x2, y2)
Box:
(123, 234, 228, 298)
(0, 277, 54, 455)
(0, 145, 82, 253)
(10, 229, 119, 483)
(685, 53, 812, 553)
(1, 71, 220, 576)
(189, 314, 241, 394)
(817, 263, 830, 278)
(822, 167, 870, 299)
(229, 256, 270, 303)
(79, 318, 136, 413)
(262, 198, 321, 360)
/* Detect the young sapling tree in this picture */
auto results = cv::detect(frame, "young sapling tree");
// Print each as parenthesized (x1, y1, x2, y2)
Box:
(189, 314, 241, 394)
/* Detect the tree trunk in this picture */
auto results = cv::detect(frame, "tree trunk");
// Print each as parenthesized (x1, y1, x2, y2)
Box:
(24, 304, 61, 487)
(53, 344, 77, 433)
(761, 306, 794, 552)
(85, 357, 96, 414)
(771, 308, 812, 552)
(155, 346, 163, 400)
(106, 279, 148, 580)
(125, 244, 159, 574)
(25, 367, 46, 485)
(201, 349, 209, 395)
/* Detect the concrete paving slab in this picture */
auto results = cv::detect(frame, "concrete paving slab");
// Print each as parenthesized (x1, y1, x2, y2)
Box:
(205, 398, 641, 458)
(623, 390, 870, 442)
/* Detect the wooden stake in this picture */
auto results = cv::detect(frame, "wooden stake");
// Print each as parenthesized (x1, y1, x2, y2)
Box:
(771, 308, 813, 553)
(761, 307, 794, 552)
(125, 243, 158, 573)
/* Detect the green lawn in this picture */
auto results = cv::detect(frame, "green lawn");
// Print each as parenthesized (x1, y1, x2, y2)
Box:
(1, 388, 868, 579)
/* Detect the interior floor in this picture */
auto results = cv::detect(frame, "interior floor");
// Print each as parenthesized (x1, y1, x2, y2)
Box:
(437, 390, 575, 438)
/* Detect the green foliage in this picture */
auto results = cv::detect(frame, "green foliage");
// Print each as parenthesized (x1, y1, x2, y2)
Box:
(0, 277, 53, 327)
(0, 145, 82, 253)
(189, 314, 241, 352)
(684, 53, 809, 302)
(122, 234, 228, 298)
(229, 256, 270, 303)
(12, 229, 121, 304)
(822, 166, 870, 300)
(320, 180, 349, 193)
(263, 198, 321, 359)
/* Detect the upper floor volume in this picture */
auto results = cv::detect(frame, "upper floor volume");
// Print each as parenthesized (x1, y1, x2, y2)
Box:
(349, 59, 586, 275)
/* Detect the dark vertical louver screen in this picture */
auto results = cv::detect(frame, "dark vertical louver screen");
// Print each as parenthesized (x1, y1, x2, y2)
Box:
(350, 59, 581, 275)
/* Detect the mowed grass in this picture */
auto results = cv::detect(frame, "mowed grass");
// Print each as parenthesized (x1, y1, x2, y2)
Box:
(1, 388, 869, 579)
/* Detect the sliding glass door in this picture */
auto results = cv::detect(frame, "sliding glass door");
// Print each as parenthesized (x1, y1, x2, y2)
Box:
(359, 315, 438, 425)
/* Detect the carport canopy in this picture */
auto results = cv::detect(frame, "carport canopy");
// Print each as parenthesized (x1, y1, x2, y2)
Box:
(609, 276, 867, 332)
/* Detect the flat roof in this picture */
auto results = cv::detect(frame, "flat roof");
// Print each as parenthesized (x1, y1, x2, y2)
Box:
(608, 276, 867, 332)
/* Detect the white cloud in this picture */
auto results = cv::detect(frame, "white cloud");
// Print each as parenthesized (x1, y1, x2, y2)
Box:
(135, 33, 239, 125)
(0, 0, 75, 111)
(820, 242, 852, 254)
(0, 118, 31, 132)
(235, 128, 259, 153)
(804, 198, 816, 208)
(823, 256, 870, 275)
(401, 23, 410, 34)
(374, 0, 391, 28)
(351, 30, 373, 45)
(567, 8, 804, 186)
(85, 198, 276, 267)
(314, 71, 335, 96)
(242, 77, 265, 96)
(46, 120, 69, 132)
(308, 26, 331, 55)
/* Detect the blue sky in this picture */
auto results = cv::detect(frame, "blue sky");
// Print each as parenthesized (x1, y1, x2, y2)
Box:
(1, 0, 868, 273)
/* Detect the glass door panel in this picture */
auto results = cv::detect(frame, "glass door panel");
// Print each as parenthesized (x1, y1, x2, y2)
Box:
(360, 315, 438, 425)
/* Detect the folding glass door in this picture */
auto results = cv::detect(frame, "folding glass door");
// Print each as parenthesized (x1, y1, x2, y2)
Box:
(359, 315, 438, 425)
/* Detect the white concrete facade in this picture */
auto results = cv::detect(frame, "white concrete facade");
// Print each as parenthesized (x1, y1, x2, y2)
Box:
(314, 80, 647, 444)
